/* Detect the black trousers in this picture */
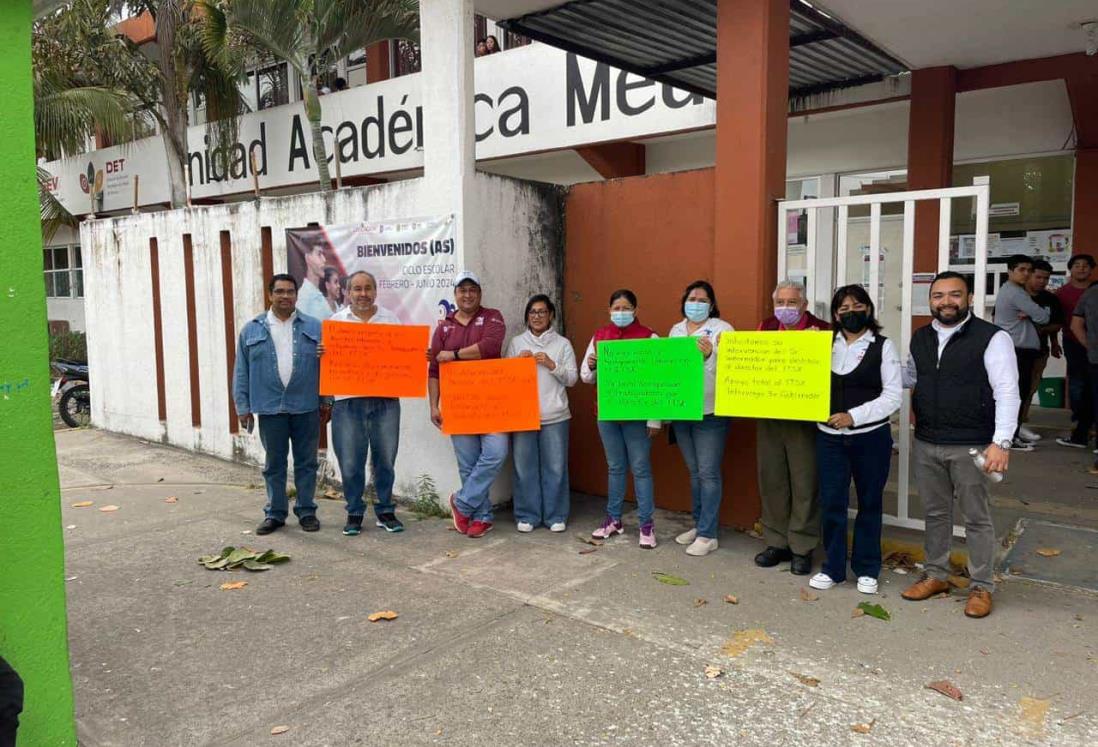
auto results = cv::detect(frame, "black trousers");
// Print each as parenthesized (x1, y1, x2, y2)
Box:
(0, 657, 23, 747)
(1065, 339, 1093, 443)
(1015, 348, 1042, 438)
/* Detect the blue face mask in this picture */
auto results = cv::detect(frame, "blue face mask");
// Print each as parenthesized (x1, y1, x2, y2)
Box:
(610, 310, 635, 328)
(684, 301, 710, 323)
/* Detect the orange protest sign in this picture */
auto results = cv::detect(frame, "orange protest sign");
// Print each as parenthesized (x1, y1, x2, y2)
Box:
(439, 357, 541, 435)
(319, 320, 430, 398)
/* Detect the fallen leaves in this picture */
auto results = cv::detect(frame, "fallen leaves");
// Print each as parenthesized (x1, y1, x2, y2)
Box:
(576, 535, 604, 547)
(652, 571, 689, 586)
(851, 719, 876, 734)
(71, 501, 93, 508)
(444, 550, 459, 559)
(852, 607, 865, 618)
(164, 496, 178, 504)
(320, 488, 342, 501)
(703, 664, 723, 679)
(723, 594, 739, 605)
(219, 580, 248, 591)
(790, 671, 820, 687)
(578, 547, 598, 555)
(198, 547, 291, 571)
(799, 587, 819, 602)
(1035, 548, 1062, 558)
(856, 602, 891, 621)
(693, 598, 708, 608)
(1018, 697, 1050, 734)
(926, 680, 963, 701)
(270, 725, 290, 735)
(99, 505, 119, 512)
(367, 610, 399, 622)
(721, 629, 773, 658)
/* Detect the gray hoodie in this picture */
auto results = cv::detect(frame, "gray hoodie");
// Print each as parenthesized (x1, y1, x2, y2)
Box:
(993, 281, 1049, 350)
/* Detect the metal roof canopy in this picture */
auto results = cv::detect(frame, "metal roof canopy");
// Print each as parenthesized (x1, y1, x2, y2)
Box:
(499, 0, 908, 103)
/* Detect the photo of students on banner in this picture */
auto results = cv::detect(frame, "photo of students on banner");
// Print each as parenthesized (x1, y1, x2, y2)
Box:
(285, 215, 460, 325)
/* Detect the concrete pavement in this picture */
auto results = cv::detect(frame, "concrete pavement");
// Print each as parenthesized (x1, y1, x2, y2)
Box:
(57, 429, 1098, 746)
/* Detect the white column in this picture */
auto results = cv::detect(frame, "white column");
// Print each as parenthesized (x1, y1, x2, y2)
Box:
(419, 0, 476, 255)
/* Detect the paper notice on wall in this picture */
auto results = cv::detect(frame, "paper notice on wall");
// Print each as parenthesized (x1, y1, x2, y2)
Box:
(911, 273, 936, 316)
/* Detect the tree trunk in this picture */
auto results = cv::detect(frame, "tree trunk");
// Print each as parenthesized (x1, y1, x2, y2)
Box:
(154, 0, 190, 208)
(302, 83, 332, 193)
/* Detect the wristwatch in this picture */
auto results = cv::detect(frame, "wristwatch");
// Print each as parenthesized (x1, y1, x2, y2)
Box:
(453, 348, 461, 360)
(995, 439, 1012, 450)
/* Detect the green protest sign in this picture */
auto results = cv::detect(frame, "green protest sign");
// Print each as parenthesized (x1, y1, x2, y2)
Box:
(596, 337, 704, 421)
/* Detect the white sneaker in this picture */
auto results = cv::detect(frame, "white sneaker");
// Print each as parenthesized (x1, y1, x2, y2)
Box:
(857, 576, 878, 594)
(549, 522, 566, 533)
(808, 572, 837, 590)
(516, 521, 534, 533)
(1018, 426, 1042, 442)
(685, 537, 718, 556)
(675, 528, 698, 545)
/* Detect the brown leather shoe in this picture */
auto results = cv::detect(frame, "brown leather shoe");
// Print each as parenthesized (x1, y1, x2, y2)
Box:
(901, 577, 951, 601)
(964, 589, 992, 618)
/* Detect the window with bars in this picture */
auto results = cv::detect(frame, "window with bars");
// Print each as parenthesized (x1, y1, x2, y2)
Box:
(44, 245, 83, 299)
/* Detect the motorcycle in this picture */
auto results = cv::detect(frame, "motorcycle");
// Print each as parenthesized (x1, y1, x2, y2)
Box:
(51, 359, 90, 428)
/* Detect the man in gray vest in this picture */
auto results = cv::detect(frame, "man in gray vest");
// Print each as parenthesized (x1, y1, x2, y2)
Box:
(901, 272, 1018, 619)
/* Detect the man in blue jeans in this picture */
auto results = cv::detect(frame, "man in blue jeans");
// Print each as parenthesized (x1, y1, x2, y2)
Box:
(428, 272, 508, 539)
(233, 274, 328, 535)
(320, 271, 405, 536)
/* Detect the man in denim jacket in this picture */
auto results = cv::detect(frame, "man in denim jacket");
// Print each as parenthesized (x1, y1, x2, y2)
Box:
(233, 274, 330, 535)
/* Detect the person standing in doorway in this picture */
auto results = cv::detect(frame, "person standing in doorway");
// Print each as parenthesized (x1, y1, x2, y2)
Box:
(506, 294, 578, 533)
(429, 272, 508, 539)
(1056, 254, 1096, 449)
(992, 254, 1050, 450)
(809, 285, 901, 595)
(581, 289, 662, 548)
(669, 280, 733, 557)
(320, 271, 405, 537)
(754, 280, 829, 576)
(233, 274, 327, 535)
(901, 272, 1018, 619)
(1071, 282, 1098, 472)
(1017, 259, 1062, 438)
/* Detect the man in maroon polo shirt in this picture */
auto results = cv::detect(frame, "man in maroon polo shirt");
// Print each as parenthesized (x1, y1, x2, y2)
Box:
(428, 271, 508, 538)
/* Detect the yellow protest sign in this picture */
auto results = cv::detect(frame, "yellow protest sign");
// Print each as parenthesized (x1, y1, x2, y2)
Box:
(714, 331, 831, 421)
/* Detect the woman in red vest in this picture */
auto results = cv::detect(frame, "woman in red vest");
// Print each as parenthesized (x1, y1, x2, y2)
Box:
(580, 289, 662, 548)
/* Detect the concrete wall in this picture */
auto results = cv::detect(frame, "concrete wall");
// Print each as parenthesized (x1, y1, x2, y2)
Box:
(81, 174, 563, 504)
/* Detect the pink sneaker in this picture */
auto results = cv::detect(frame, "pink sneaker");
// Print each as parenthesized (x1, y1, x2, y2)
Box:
(639, 522, 657, 549)
(449, 493, 470, 535)
(591, 515, 624, 539)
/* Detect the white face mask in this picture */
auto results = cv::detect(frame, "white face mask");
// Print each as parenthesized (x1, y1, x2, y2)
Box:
(610, 310, 635, 328)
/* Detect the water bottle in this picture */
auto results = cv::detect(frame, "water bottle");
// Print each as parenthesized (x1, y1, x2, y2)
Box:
(969, 448, 1004, 483)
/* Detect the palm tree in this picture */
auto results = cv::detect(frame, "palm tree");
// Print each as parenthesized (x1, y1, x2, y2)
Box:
(199, 0, 418, 193)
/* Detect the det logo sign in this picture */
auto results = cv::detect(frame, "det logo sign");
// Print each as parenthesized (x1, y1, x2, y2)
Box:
(79, 158, 128, 201)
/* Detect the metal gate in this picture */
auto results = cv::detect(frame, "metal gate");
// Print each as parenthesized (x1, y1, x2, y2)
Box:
(777, 178, 992, 532)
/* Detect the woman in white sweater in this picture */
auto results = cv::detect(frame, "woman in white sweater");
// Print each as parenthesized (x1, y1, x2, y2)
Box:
(505, 294, 578, 532)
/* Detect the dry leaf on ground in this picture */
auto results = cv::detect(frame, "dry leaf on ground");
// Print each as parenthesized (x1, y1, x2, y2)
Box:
(219, 580, 248, 591)
(852, 607, 866, 618)
(444, 550, 459, 558)
(851, 719, 876, 734)
(723, 594, 739, 605)
(721, 629, 773, 658)
(926, 680, 963, 701)
(578, 547, 598, 555)
(71, 501, 93, 508)
(800, 587, 819, 602)
(790, 672, 820, 687)
(99, 505, 119, 512)
(270, 725, 290, 735)
(694, 598, 708, 607)
(164, 496, 178, 504)
(368, 610, 399, 622)
(575, 535, 604, 547)
(1035, 548, 1062, 558)
(703, 665, 723, 679)
(1018, 696, 1050, 732)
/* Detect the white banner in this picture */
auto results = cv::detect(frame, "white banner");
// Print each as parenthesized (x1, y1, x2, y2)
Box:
(285, 215, 460, 325)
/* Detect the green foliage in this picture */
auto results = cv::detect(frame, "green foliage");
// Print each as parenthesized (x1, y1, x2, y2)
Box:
(856, 602, 891, 621)
(652, 571, 690, 586)
(411, 472, 448, 519)
(49, 331, 87, 363)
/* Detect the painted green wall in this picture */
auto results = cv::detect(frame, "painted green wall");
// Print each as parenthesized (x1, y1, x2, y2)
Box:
(0, 2, 78, 744)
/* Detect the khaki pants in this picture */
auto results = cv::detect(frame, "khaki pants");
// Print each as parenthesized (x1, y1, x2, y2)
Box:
(912, 438, 996, 592)
(756, 419, 820, 555)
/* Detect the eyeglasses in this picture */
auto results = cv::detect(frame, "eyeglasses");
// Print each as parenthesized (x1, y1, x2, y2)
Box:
(528, 309, 550, 316)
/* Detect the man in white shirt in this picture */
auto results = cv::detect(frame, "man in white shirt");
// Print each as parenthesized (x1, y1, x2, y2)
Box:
(319, 271, 405, 536)
(900, 272, 1018, 619)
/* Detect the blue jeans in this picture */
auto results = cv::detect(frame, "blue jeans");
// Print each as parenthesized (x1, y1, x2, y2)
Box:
(672, 415, 729, 539)
(512, 421, 570, 527)
(816, 426, 893, 582)
(597, 420, 654, 526)
(331, 397, 400, 518)
(258, 411, 319, 522)
(451, 433, 509, 522)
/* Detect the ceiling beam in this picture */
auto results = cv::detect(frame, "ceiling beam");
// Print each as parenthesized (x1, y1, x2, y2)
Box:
(956, 52, 1095, 92)
(575, 141, 645, 179)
